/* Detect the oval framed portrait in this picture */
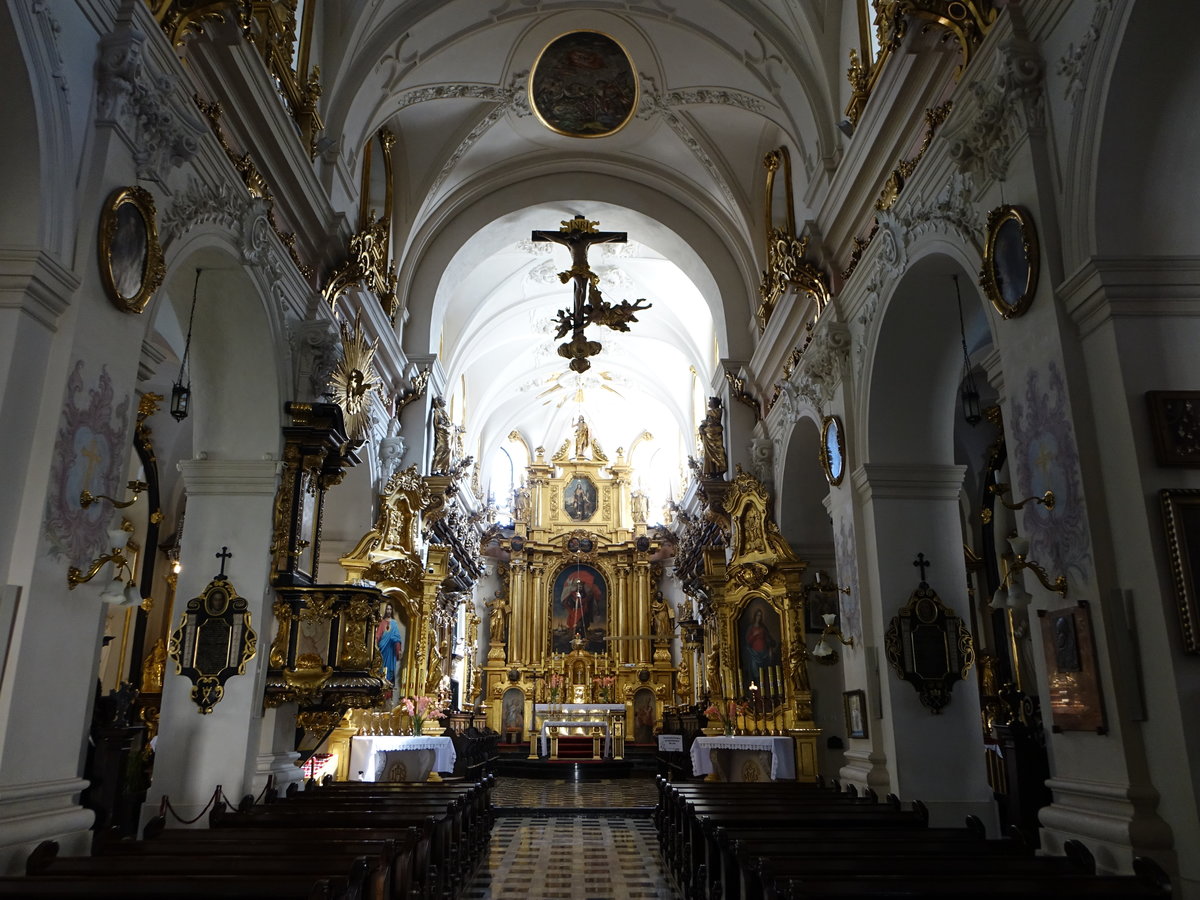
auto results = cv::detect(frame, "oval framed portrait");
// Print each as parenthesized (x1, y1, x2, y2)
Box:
(820, 415, 846, 486)
(98, 185, 165, 314)
(529, 30, 638, 138)
(980, 204, 1039, 320)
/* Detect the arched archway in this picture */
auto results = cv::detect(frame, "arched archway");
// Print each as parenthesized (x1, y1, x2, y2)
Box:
(856, 248, 995, 822)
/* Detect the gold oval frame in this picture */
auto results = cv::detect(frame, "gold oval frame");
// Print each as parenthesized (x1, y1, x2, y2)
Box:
(979, 204, 1039, 320)
(529, 30, 638, 139)
(820, 415, 846, 486)
(98, 185, 165, 314)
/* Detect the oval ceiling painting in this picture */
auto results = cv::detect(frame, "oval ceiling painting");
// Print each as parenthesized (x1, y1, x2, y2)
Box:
(530, 30, 638, 138)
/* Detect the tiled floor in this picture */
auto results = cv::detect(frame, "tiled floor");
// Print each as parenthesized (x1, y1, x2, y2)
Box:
(491, 777, 658, 811)
(465, 814, 679, 900)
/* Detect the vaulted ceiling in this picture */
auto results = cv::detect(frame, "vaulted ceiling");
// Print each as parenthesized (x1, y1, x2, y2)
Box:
(319, 1, 846, 510)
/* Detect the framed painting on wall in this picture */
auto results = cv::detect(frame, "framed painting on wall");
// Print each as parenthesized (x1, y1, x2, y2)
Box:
(1037, 601, 1107, 733)
(843, 689, 867, 739)
(550, 564, 608, 654)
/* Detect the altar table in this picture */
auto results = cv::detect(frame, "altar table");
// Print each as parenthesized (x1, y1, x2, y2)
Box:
(690, 735, 796, 781)
(348, 735, 457, 782)
(540, 720, 611, 758)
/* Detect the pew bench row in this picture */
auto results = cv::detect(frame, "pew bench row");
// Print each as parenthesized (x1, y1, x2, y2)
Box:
(0, 776, 495, 900)
(654, 777, 1172, 900)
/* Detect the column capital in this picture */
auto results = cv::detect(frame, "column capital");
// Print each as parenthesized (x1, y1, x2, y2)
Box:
(177, 458, 281, 495)
(851, 463, 966, 502)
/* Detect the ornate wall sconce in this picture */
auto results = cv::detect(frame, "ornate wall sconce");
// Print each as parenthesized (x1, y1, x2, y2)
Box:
(991, 533, 1067, 609)
(812, 612, 854, 664)
(66, 523, 142, 606)
(981, 483, 1054, 523)
(80, 480, 148, 511)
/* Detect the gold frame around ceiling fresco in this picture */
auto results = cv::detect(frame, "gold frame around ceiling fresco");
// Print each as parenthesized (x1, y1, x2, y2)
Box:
(529, 30, 639, 139)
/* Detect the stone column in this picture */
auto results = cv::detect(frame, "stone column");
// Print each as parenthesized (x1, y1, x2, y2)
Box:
(144, 459, 297, 825)
(850, 463, 992, 828)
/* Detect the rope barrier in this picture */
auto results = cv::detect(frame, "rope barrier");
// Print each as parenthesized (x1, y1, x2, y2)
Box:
(159, 784, 223, 825)
(254, 774, 275, 804)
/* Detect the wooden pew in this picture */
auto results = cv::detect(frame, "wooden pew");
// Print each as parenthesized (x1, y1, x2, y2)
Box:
(98, 826, 418, 900)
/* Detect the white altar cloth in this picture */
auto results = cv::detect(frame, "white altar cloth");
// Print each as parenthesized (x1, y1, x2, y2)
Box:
(534, 703, 626, 717)
(540, 720, 611, 757)
(349, 735, 457, 781)
(690, 736, 796, 780)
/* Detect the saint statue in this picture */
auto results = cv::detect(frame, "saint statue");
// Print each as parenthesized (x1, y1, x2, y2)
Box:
(631, 490, 648, 524)
(650, 591, 674, 639)
(513, 484, 531, 522)
(431, 397, 452, 474)
(698, 396, 728, 478)
(574, 415, 590, 459)
(487, 592, 510, 645)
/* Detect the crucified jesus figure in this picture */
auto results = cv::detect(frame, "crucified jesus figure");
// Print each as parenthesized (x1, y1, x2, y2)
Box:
(531, 214, 627, 332)
(532, 215, 650, 372)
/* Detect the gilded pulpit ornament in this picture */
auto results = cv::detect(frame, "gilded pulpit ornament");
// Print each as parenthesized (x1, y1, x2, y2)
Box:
(167, 547, 258, 714)
(532, 215, 651, 373)
(757, 148, 830, 332)
(327, 312, 381, 445)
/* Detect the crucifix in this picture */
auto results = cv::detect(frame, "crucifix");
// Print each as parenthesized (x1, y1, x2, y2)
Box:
(216, 546, 233, 578)
(913, 552, 931, 583)
(532, 214, 650, 372)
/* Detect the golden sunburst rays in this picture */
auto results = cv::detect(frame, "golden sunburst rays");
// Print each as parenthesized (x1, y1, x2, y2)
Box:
(328, 312, 381, 444)
(534, 370, 626, 407)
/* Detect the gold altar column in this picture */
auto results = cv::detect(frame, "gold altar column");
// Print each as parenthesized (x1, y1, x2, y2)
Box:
(614, 565, 629, 665)
(529, 564, 546, 664)
(635, 558, 651, 665)
(509, 559, 528, 665)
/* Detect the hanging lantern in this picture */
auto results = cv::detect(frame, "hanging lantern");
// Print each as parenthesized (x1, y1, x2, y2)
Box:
(171, 269, 200, 422)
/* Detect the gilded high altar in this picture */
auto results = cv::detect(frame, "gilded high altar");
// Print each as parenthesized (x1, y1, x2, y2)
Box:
(482, 424, 675, 740)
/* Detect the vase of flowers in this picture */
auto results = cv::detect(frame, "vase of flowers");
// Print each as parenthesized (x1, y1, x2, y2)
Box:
(704, 699, 745, 736)
(401, 696, 446, 735)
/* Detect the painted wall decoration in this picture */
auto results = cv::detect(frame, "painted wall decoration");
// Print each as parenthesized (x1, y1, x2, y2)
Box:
(835, 514, 862, 643)
(530, 30, 637, 138)
(737, 596, 782, 693)
(550, 563, 607, 653)
(1011, 362, 1093, 585)
(563, 475, 598, 521)
(44, 361, 131, 565)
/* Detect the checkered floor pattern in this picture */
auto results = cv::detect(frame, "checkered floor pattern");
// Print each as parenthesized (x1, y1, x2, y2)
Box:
(491, 777, 658, 810)
(465, 814, 679, 899)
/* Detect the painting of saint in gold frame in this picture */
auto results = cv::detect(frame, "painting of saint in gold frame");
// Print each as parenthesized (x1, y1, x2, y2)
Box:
(737, 596, 782, 698)
(376, 599, 407, 690)
(550, 564, 607, 654)
(563, 475, 598, 522)
(98, 186, 165, 314)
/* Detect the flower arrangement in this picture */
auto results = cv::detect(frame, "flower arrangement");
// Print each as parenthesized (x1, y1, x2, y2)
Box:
(401, 695, 447, 735)
(548, 673, 564, 705)
(704, 699, 747, 735)
(592, 674, 617, 703)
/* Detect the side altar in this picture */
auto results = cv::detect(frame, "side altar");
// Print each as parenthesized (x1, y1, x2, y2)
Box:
(482, 421, 677, 745)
